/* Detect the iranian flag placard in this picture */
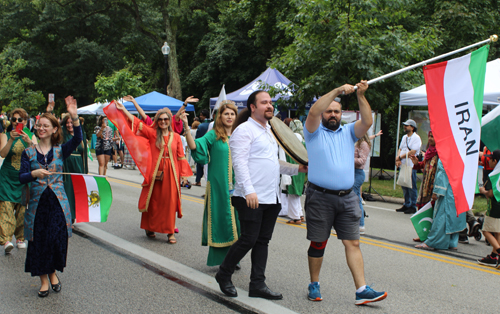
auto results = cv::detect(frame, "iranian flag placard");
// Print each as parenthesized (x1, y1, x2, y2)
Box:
(489, 162, 500, 202)
(71, 174, 113, 223)
(424, 45, 489, 216)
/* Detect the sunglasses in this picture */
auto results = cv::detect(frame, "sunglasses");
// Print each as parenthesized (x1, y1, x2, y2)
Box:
(158, 118, 170, 122)
(11, 118, 24, 123)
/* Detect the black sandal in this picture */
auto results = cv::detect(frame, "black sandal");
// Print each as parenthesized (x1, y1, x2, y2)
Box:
(145, 230, 156, 238)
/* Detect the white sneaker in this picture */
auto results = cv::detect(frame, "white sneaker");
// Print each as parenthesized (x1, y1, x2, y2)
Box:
(362, 199, 366, 205)
(359, 227, 366, 235)
(4, 241, 14, 254)
(16, 240, 26, 249)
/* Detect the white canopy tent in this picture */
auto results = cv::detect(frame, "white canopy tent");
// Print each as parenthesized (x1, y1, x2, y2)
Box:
(77, 103, 107, 115)
(394, 58, 500, 188)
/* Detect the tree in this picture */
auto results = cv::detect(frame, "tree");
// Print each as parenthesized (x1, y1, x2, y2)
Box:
(183, 0, 294, 107)
(0, 48, 45, 114)
(95, 68, 146, 102)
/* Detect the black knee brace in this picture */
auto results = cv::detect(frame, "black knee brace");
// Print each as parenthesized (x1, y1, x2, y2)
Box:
(308, 240, 328, 258)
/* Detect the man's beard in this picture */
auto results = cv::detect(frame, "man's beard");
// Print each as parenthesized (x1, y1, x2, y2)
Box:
(322, 116, 340, 131)
(264, 110, 274, 120)
(404, 127, 412, 134)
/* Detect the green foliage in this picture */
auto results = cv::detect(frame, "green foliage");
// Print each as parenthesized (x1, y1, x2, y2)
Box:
(0, 48, 45, 114)
(184, 0, 294, 109)
(95, 68, 146, 102)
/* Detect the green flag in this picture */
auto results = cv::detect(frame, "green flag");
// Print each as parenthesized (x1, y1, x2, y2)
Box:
(481, 105, 500, 151)
(488, 163, 500, 202)
(87, 146, 94, 162)
(410, 202, 434, 241)
(23, 127, 33, 139)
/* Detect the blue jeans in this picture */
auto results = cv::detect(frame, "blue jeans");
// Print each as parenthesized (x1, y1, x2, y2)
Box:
(353, 169, 365, 227)
(402, 169, 418, 209)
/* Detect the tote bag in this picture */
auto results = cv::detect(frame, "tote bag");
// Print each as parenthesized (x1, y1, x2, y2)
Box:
(397, 152, 413, 188)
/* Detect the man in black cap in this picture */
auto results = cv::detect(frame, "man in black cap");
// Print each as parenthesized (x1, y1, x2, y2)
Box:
(395, 119, 421, 214)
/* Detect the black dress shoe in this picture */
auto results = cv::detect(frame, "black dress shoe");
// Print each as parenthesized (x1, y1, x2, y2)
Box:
(248, 286, 283, 300)
(51, 275, 62, 293)
(38, 290, 49, 298)
(215, 272, 237, 297)
(396, 205, 408, 212)
(404, 207, 416, 214)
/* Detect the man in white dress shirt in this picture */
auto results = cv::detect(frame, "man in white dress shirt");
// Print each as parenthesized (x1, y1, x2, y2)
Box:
(215, 90, 307, 299)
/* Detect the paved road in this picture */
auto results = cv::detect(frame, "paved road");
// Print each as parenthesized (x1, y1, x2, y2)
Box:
(1, 158, 498, 313)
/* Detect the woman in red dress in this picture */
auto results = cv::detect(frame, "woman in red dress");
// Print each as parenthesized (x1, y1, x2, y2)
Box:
(114, 102, 192, 244)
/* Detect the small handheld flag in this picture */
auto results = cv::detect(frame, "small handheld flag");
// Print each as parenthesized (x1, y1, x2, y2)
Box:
(410, 202, 434, 241)
(70, 174, 112, 223)
(489, 163, 500, 202)
(87, 146, 94, 162)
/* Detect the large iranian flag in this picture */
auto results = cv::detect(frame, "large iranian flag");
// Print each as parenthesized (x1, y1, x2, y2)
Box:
(71, 174, 113, 223)
(424, 45, 489, 216)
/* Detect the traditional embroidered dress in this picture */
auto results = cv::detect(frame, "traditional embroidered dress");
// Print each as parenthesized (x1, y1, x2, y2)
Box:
(132, 118, 192, 234)
(19, 126, 82, 276)
(424, 160, 466, 250)
(413, 133, 439, 210)
(62, 126, 88, 220)
(0, 134, 29, 245)
(191, 130, 240, 266)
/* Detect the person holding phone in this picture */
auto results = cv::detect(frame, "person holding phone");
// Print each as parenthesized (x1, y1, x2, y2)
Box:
(94, 116, 113, 175)
(0, 108, 37, 254)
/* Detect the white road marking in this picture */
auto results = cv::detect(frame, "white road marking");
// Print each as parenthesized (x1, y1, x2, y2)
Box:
(76, 223, 298, 314)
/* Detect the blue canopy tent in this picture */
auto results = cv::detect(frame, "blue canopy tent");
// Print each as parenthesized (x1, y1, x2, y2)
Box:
(210, 68, 294, 109)
(124, 91, 195, 113)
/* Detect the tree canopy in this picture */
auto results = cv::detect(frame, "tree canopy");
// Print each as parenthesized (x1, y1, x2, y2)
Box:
(1, 0, 499, 166)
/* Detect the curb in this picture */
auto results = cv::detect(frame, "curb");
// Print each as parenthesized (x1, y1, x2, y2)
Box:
(365, 194, 405, 205)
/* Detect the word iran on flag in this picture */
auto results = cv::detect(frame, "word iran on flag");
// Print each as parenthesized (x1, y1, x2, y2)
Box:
(424, 45, 489, 216)
(71, 174, 112, 223)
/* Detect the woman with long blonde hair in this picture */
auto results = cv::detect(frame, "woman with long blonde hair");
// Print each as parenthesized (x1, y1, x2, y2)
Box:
(114, 103, 192, 244)
(183, 101, 241, 266)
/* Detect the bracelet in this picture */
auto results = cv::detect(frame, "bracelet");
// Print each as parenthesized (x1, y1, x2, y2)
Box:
(71, 116, 79, 122)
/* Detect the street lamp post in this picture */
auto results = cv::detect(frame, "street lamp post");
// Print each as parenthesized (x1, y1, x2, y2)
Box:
(161, 42, 170, 95)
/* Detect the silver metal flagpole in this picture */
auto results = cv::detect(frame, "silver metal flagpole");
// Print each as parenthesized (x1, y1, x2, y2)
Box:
(352, 34, 498, 90)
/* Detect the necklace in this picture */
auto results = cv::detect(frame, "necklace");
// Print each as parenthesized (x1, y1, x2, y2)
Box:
(38, 144, 51, 170)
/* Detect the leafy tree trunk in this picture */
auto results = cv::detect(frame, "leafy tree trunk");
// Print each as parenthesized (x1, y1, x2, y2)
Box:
(162, 2, 182, 100)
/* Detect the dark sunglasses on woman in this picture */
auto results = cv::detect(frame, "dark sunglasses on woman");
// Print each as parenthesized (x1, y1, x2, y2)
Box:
(11, 117, 24, 123)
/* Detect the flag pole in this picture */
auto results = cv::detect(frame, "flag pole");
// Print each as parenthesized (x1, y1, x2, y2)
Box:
(351, 34, 498, 90)
(51, 172, 106, 177)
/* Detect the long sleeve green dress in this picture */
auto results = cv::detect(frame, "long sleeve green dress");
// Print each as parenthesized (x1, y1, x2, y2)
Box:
(191, 130, 240, 266)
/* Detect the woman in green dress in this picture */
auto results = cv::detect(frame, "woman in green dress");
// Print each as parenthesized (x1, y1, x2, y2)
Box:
(0, 108, 37, 253)
(61, 115, 88, 221)
(183, 101, 240, 266)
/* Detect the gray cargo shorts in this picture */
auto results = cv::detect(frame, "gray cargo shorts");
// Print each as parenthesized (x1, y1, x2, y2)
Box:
(304, 185, 361, 241)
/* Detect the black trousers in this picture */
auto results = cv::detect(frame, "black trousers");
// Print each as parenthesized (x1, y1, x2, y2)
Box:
(218, 196, 281, 290)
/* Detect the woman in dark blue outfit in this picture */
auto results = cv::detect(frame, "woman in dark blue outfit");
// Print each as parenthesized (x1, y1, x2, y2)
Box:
(19, 96, 82, 298)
